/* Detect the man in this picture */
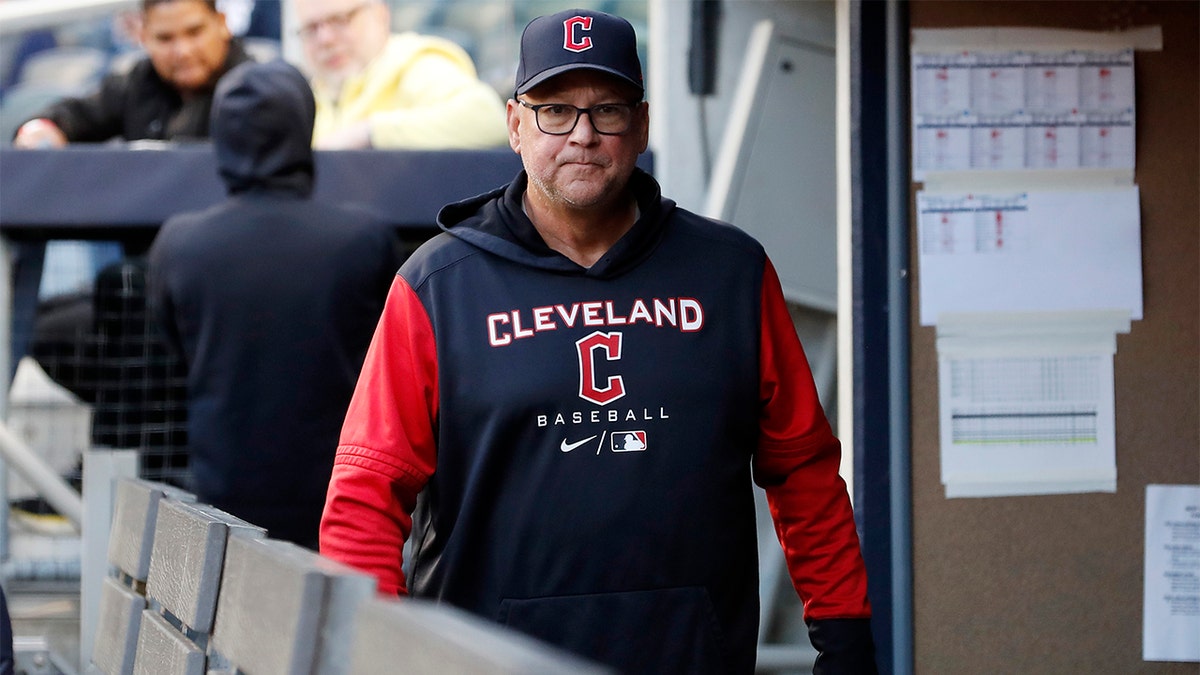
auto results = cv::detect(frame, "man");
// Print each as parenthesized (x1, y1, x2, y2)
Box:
(12, 0, 250, 147)
(11, 0, 249, 494)
(291, 0, 507, 149)
(148, 60, 406, 549)
(320, 8, 877, 674)
(0, 585, 11, 675)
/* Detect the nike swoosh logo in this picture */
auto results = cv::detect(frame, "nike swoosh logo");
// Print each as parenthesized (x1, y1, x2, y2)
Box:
(560, 435, 598, 452)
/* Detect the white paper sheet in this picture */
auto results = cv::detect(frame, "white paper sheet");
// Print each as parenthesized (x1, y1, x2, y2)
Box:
(1144, 484, 1200, 662)
(916, 187, 1142, 326)
(936, 311, 1127, 498)
(911, 26, 1163, 53)
(912, 45, 1137, 180)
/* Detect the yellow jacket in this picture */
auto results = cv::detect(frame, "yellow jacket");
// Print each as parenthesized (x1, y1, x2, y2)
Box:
(312, 33, 508, 149)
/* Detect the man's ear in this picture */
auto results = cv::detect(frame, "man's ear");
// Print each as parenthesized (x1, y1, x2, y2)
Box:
(635, 101, 650, 153)
(506, 99, 522, 153)
(216, 11, 232, 39)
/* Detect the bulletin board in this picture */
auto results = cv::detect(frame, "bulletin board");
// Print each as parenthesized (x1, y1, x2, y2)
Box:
(907, 2, 1198, 673)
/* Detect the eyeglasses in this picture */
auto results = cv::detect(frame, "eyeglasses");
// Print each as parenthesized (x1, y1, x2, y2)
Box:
(518, 100, 639, 136)
(295, 2, 371, 41)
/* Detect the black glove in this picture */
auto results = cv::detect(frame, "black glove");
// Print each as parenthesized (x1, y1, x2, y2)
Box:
(807, 617, 879, 675)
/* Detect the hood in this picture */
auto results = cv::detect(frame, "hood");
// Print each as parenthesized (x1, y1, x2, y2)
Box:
(211, 60, 315, 196)
(436, 168, 674, 279)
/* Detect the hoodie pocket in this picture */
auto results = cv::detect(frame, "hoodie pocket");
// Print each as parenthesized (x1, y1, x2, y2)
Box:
(498, 586, 731, 674)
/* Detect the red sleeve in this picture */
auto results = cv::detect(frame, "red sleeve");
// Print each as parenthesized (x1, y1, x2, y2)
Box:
(320, 276, 438, 596)
(753, 258, 871, 621)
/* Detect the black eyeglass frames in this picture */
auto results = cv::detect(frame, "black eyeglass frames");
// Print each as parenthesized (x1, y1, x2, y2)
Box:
(295, 2, 371, 41)
(517, 100, 639, 135)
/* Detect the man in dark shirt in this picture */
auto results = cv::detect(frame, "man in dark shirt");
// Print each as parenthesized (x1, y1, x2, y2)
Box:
(10, 0, 251, 493)
(147, 60, 407, 548)
(12, 0, 250, 146)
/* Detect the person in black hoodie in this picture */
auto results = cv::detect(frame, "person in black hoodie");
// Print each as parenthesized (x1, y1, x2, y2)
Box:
(147, 59, 406, 549)
(321, 8, 877, 674)
(12, 0, 251, 147)
(13, 1, 254, 473)
(0, 585, 12, 675)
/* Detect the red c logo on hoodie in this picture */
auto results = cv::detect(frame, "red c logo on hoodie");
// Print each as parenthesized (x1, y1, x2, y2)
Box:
(563, 16, 594, 52)
(576, 331, 625, 406)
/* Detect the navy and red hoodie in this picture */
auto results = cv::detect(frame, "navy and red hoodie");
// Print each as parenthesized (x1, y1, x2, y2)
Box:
(321, 168, 876, 673)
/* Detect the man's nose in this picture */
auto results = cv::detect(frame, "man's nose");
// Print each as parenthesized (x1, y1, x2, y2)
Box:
(311, 22, 342, 43)
(568, 111, 600, 143)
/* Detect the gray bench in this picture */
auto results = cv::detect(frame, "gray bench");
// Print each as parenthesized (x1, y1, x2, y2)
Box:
(133, 500, 265, 674)
(90, 478, 195, 675)
(89, 479, 610, 675)
(132, 612, 206, 675)
(210, 535, 377, 675)
(348, 597, 614, 675)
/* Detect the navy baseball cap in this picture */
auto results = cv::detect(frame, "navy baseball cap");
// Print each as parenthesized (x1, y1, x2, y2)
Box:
(514, 9, 643, 98)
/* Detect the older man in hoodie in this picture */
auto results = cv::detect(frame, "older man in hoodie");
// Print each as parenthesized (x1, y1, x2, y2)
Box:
(147, 59, 406, 549)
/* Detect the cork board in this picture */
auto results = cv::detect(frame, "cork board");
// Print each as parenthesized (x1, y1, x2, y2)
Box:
(907, 2, 1199, 673)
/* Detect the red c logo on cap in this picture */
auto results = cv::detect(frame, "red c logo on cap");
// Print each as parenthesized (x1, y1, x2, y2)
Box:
(563, 16, 593, 52)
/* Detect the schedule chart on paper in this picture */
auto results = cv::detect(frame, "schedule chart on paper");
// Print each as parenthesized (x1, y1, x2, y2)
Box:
(945, 354, 1102, 446)
(911, 48, 1135, 179)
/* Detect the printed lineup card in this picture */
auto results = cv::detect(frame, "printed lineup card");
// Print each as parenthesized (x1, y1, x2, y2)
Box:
(916, 187, 1143, 326)
(936, 326, 1122, 498)
(1144, 484, 1200, 662)
(911, 48, 1135, 180)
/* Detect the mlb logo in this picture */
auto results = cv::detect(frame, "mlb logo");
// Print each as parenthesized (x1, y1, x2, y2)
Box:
(611, 431, 647, 453)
